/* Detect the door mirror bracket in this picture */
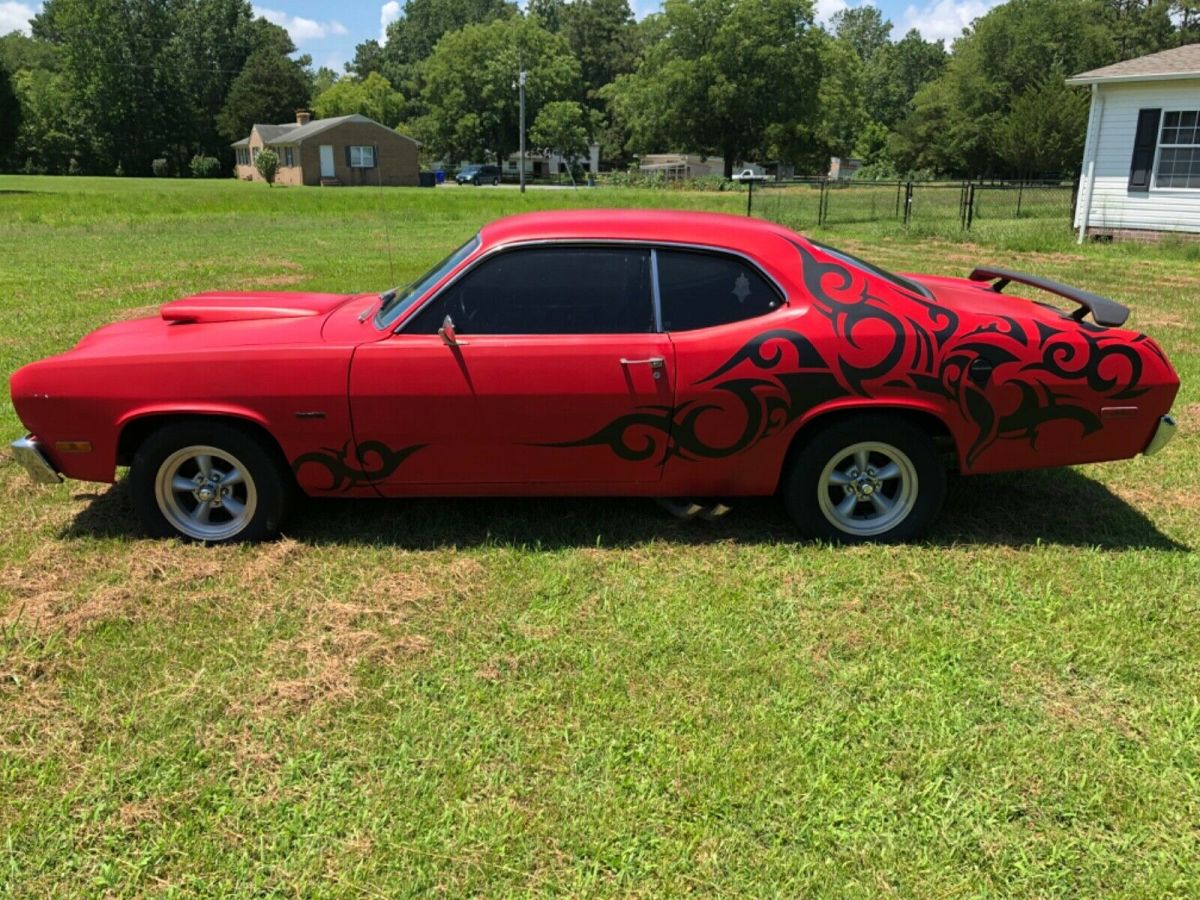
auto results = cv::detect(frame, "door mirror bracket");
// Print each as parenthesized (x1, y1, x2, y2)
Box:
(438, 315, 468, 347)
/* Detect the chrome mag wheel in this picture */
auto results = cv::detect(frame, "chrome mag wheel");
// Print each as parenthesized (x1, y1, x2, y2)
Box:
(816, 440, 918, 538)
(154, 444, 258, 541)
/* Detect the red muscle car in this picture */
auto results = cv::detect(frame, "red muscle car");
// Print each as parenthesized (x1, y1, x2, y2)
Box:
(9, 210, 1179, 543)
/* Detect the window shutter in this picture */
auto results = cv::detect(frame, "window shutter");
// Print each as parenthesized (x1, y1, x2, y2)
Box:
(373, 144, 379, 169)
(1128, 108, 1161, 192)
(345, 145, 352, 167)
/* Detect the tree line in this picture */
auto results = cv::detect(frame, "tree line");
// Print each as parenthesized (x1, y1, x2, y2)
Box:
(0, 0, 1196, 180)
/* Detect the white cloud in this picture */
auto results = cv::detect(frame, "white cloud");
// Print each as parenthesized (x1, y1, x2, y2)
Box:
(814, 0, 877, 29)
(379, 0, 401, 43)
(815, 0, 848, 23)
(254, 6, 347, 45)
(898, 0, 999, 43)
(0, 1, 38, 35)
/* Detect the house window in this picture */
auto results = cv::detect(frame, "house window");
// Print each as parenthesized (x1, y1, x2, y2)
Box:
(236, 149, 249, 166)
(1155, 111, 1200, 189)
(251, 147, 259, 164)
(282, 147, 295, 167)
(350, 146, 375, 168)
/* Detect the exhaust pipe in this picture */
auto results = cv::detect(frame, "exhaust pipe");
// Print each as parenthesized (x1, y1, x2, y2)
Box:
(654, 499, 732, 521)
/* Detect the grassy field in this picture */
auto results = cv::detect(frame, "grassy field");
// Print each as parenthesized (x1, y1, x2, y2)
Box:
(1, 175, 1198, 896)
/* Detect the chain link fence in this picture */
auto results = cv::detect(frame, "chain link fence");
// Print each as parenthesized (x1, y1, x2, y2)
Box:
(747, 178, 1079, 244)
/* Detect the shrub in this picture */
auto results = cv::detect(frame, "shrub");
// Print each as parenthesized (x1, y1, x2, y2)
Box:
(114, 162, 125, 177)
(189, 154, 222, 178)
(254, 148, 279, 185)
(151, 158, 168, 177)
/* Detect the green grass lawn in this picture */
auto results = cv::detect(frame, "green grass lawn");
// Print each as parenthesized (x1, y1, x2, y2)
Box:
(1, 176, 1198, 896)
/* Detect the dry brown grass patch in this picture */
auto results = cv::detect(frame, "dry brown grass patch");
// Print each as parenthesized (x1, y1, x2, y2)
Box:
(0, 541, 204, 638)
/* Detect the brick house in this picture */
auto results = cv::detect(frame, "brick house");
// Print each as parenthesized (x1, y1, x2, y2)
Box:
(232, 111, 420, 187)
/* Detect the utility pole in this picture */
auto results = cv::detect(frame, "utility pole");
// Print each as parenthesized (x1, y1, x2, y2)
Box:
(518, 69, 527, 194)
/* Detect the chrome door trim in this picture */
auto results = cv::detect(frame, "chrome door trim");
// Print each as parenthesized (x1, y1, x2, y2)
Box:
(649, 247, 664, 333)
(391, 238, 788, 335)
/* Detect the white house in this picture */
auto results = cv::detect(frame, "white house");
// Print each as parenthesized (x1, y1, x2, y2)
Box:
(1069, 43, 1200, 242)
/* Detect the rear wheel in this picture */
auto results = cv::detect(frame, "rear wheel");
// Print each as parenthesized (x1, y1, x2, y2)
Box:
(492, 176, 500, 185)
(131, 422, 288, 542)
(782, 415, 945, 543)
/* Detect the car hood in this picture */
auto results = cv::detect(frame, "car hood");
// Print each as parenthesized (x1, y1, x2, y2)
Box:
(66, 291, 367, 358)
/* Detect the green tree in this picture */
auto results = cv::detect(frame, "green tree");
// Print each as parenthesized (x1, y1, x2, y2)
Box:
(32, 0, 182, 174)
(313, 72, 405, 125)
(0, 62, 20, 164)
(812, 34, 865, 163)
(831, 6, 891, 63)
(217, 48, 311, 143)
(353, 0, 517, 98)
(1099, 0, 1176, 58)
(419, 16, 579, 162)
(312, 66, 339, 96)
(255, 146, 279, 183)
(863, 29, 946, 129)
(997, 72, 1089, 176)
(11, 68, 75, 173)
(528, 0, 567, 31)
(558, 0, 642, 105)
(891, 0, 1114, 175)
(168, 0, 292, 170)
(0, 32, 61, 73)
(604, 0, 824, 178)
(530, 99, 593, 170)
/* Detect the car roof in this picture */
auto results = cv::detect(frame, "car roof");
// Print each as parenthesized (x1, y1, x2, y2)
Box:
(478, 209, 804, 257)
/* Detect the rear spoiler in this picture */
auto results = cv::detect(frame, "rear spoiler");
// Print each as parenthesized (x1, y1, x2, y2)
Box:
(968, 267, 1129, 328)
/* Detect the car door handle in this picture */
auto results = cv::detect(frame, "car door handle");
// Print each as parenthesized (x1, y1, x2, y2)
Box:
(619, 356, 665, 368)
(620, 356, 665, 379)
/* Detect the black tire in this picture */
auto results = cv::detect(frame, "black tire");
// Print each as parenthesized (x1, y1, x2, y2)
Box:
(472, 177, 480, 186)
(492, 177, 500, 186)
(130, 421, 289, 543)
(782, 414, 946, 544)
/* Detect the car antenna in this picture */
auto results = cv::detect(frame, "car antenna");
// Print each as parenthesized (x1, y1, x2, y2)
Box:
(378, 148, 396, 289)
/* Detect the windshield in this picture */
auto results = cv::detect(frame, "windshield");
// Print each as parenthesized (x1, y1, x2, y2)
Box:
(375, 235, 480, 329)
(809, 240, 932, 300)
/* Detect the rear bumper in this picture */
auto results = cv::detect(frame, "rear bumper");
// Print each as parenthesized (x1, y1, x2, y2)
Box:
(1143, 414, 1177, 456)
(10, 436, 62, 484)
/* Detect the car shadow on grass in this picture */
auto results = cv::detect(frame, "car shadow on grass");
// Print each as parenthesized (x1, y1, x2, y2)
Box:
(61, 466, 1189, 552)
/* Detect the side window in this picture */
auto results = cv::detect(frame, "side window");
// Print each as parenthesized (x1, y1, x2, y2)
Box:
(406, 246, 654, 335)
(657, 250, 782, 332)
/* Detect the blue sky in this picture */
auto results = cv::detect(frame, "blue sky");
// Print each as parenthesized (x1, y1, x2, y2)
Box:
(0, 0, 998, 72)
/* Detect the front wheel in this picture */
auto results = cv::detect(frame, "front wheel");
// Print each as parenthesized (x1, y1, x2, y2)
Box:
(130, 422, 289, 542)
(782, 415, 946, 543)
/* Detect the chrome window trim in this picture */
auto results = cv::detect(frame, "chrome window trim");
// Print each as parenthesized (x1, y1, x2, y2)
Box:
(649, 248, 663, 333)
(391, 238, 787, 335)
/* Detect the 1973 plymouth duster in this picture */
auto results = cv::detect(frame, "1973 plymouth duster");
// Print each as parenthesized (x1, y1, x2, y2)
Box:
(9, 210, 1179, 543)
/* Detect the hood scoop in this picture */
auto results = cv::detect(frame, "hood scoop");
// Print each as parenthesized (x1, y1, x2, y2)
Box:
(161, 291, 351, 325)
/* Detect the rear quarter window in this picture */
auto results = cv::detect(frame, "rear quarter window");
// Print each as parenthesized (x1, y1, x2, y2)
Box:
(657, 249, 782, 332)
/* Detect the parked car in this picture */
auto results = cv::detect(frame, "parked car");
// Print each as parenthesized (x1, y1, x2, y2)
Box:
(455, 164, 502, 185)
(9, 210, 1179, 544)
(731, 168, 767, 182)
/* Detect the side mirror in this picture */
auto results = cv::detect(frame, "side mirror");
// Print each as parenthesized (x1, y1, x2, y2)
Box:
(438, 314, 467, 347)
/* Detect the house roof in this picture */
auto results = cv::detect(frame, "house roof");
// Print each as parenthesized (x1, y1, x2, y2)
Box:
(265, 114, 420, 146)
(254, 122, 300, 143)
(1067, 43, 1200, 85)
(230, 114, 420, 148)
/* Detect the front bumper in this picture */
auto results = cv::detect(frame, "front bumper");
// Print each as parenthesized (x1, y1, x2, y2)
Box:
(10, 436, 62, 484)
(1143, 414, 1177, 456)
